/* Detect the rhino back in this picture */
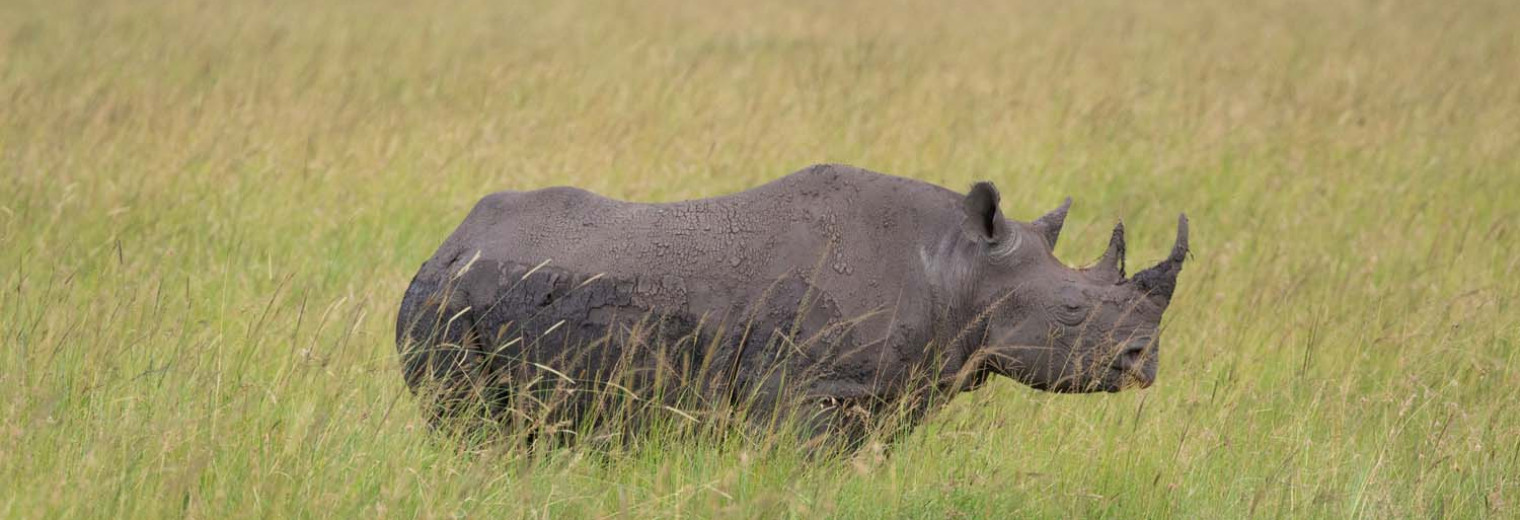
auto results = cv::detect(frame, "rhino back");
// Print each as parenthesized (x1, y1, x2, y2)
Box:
(429, 164, 955, 317)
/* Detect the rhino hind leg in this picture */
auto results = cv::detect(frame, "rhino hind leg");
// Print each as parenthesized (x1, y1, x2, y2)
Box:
(395, 265, 513, 434)
(395, 258, 706, 443)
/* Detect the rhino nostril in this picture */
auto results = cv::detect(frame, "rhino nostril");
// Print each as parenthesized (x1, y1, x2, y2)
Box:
(1113, 342, 1149, 370)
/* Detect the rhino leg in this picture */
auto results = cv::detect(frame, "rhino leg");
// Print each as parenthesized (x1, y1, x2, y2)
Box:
(797, 395, 875, 454)
(395, 261, 512, 432)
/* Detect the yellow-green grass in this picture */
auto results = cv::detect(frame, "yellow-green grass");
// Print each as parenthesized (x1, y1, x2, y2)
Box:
(2, 0, 1517, 517)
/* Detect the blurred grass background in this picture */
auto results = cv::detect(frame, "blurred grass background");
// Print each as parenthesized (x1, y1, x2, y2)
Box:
(1, 0, 1517, 517)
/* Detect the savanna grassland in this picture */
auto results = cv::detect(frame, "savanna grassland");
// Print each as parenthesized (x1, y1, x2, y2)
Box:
(2, 0, 1518, 517)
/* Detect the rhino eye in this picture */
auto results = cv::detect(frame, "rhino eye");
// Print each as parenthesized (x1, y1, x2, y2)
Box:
(1049, 301, 1089, 326)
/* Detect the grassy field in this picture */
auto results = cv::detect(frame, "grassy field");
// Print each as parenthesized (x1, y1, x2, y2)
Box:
(2, 0, 1518, 517)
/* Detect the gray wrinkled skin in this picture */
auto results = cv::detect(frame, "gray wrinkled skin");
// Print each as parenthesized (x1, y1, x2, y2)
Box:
(396, 164, 1188, 446)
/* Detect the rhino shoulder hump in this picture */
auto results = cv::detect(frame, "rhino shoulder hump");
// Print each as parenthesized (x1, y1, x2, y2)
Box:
(787, 163, 868, 182)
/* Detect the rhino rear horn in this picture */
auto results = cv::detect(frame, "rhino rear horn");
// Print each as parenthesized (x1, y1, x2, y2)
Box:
(1032, 197, 1072, 248)
(1131, 214, 1189, 301)
(1093, 220, 1126, 279)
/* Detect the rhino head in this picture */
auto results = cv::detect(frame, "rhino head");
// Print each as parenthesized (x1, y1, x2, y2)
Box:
(954, 182, 1188, 393)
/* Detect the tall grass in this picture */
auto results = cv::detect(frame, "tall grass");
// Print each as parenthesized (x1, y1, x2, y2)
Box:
(2, 0, 1517, 517)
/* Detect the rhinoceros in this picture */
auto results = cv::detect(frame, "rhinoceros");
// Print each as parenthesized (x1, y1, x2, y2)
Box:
(396, 164, 1188, 446)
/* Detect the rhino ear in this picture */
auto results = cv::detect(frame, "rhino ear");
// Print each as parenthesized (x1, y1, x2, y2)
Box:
(961, 182, 1011, 244)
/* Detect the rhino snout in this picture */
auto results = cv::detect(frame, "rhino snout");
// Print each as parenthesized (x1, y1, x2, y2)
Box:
(1109, 337, 1158, 389)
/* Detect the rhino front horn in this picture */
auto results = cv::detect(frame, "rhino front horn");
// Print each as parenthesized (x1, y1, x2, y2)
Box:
(1033, 196, 1073, 248)
(1131, 214, 1189, 301)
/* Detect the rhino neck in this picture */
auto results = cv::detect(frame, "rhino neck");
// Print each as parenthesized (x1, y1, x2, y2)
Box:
(917, 224, 993, 384)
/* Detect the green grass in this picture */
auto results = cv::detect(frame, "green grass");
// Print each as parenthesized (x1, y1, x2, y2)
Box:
(2, 0, 1518, 517)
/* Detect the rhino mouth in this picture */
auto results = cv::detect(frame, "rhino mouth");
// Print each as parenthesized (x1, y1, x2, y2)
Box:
(1054, 356, 1157, 393)
(1116, 367, 1155, 390)
(983, 341, 1157, 393)
(1022, 366, 1150, 394)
